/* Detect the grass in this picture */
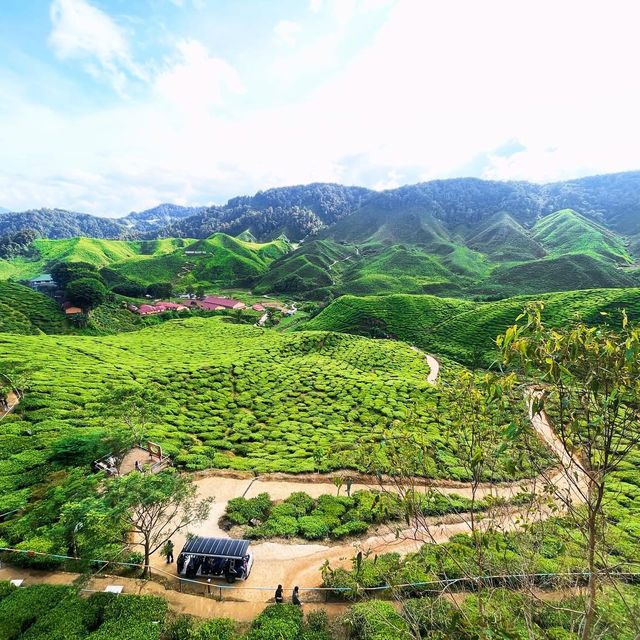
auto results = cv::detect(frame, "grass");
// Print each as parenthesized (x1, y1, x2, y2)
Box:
(302, 288, 640, 367)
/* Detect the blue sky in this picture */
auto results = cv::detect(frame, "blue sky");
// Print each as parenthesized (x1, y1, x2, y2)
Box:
(1, 0, 640, 217)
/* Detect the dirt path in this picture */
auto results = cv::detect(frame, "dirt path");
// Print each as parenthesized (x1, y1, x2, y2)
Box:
(3, 356, 585, 610)
(147, 358, 584, 603)
(0, 391, 18, 422)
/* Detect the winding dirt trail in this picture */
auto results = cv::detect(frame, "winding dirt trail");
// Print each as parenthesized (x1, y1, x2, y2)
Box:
(150, 354, 584, 604)
(2, 353, 585, 617)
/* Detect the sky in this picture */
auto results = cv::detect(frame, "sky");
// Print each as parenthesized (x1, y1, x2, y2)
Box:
(1, 0, 640, 217)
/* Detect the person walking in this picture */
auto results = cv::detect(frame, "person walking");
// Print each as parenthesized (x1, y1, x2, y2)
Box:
(163, 539, 174, 563)
(292, 586, 302, 606)
(275, 584, 284, 604)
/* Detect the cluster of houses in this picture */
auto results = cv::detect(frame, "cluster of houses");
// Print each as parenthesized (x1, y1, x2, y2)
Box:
(128, 301, 189, 316)
(127, 296, 267, 316)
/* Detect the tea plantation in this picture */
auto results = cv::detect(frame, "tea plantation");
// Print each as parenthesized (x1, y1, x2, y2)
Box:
(0, 318, 551, 513)
(303, 288, 640, 367)
(0, 583, 168, 639)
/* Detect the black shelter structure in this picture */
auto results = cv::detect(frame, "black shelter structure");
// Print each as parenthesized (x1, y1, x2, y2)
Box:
(177, 536, 253, 583)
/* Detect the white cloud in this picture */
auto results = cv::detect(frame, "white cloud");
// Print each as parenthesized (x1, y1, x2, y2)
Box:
(154, 39, 244, 113)
(273, 20, 301, 46)
(48, 0, 143, 92)
(309, 0, 323, 12)
(4, 0, 640, 216)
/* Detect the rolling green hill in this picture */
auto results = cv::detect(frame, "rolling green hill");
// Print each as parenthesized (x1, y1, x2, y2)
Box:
(0, 237, 190, 280)
(531, 209, 632, 262)
(303, 288, 640, 367)
(475, 253, 637, 297)
(111, 233, 289, 287)
(0, 233, 289, 290)
(0, 281, 69, 334)
(465, 211, 546, 262)
(253, 239, 358, 297)
(0, 317, 548, 479)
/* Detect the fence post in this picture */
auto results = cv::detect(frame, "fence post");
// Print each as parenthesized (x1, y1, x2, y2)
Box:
(219, 587, 222, 602)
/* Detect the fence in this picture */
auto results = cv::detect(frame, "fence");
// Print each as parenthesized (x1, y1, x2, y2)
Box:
(2, 546, 640, 604)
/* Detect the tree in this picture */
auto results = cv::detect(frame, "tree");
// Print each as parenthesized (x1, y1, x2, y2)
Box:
(185, 284, 195, 298)
(51, 261, 100, 288)
(347, 371, 527, 637)
(65, 277, 107, 310)
(499, 303, 640, 640)
(146, 282, 172, 299)
(99, 384, 164, 447)
(104, 470, 212, 576)
(0, 359, 31, 401)
(196, 285, 206, 300)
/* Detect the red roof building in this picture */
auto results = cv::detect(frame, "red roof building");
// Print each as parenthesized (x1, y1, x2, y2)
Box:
(252, 304, 265, 311)
(184, 297, 245, 311)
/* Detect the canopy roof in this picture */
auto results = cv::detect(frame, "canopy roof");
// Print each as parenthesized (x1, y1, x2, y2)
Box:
(180, 536, 250, 559)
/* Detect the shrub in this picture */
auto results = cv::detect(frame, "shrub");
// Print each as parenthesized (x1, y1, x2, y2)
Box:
(298, 515, 331, 540)
(247, 604, 303, 640)
(342, 601, 409, 640)
(162, 615, 195, 640)
(306, 608, 329, 631)
(283, 491, 316, 516)
(225, 493, 273, 525)
(191, 617, 236, 640)
(247, 516, 299, 539)
(332, 521, 369, 539)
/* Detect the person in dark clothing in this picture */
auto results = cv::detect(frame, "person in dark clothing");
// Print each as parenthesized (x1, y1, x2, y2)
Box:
(292, 586, 302, 606)
(164, 539, 174, 563)
(275, 584, 284, 604)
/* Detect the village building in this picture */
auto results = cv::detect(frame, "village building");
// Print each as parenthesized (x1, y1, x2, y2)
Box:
(184, 296, 246, 311)
(128, 301, 188, 316)
(62, 301, 82, 315)
(28, 273, 55, 291)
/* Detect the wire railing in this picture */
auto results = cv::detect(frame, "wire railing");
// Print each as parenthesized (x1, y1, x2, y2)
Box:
(2, 546, 640, 603)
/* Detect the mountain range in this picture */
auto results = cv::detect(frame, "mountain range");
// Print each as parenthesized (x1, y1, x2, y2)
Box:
(3, 171, 640, 301)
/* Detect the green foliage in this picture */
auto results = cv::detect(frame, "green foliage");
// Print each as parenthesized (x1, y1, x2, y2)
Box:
(65, 277, 107, 310)
(189, 617, 236, 640)
(304, 288, 640, 367)
(0, 281, 69, 334)
(247, 604, 304, 640)
(342, 600, 410, 640)
(225, 493, 273, 525)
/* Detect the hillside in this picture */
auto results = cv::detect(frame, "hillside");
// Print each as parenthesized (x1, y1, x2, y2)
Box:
(531, 208, 632, 262)
(0, 317, 547, 478)
(5, 172, 640, 244)
(119, 203, 206, 233)
(0, 234, 288, 292)
(0, 208, 128, 239)
(0, 237, 189, 280)
(465, 211, 546, 262)
(303, 288, 640, 367)
(108, 233, 289, 287)
(473, 253, 637, 297)
(160, 183, 373, 242)
(0, 281, 70, 334)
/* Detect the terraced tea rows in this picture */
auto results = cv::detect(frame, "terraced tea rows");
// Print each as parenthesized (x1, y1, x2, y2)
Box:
(0, 318, 551, 515)
(304, 288, 640, 366)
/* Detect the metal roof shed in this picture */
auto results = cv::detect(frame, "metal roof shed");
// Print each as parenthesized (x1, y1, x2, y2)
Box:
(181, 537, 250, 559)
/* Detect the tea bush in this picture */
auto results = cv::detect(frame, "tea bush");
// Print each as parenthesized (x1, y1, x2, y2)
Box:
(226, 489, 500, 542)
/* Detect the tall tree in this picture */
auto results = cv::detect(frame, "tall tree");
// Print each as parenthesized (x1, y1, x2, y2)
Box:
(499, 303, 640, 640)
(65, 277, 107, 310)
(99, 384, 164, 447)
(104, 470, 212, 576)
